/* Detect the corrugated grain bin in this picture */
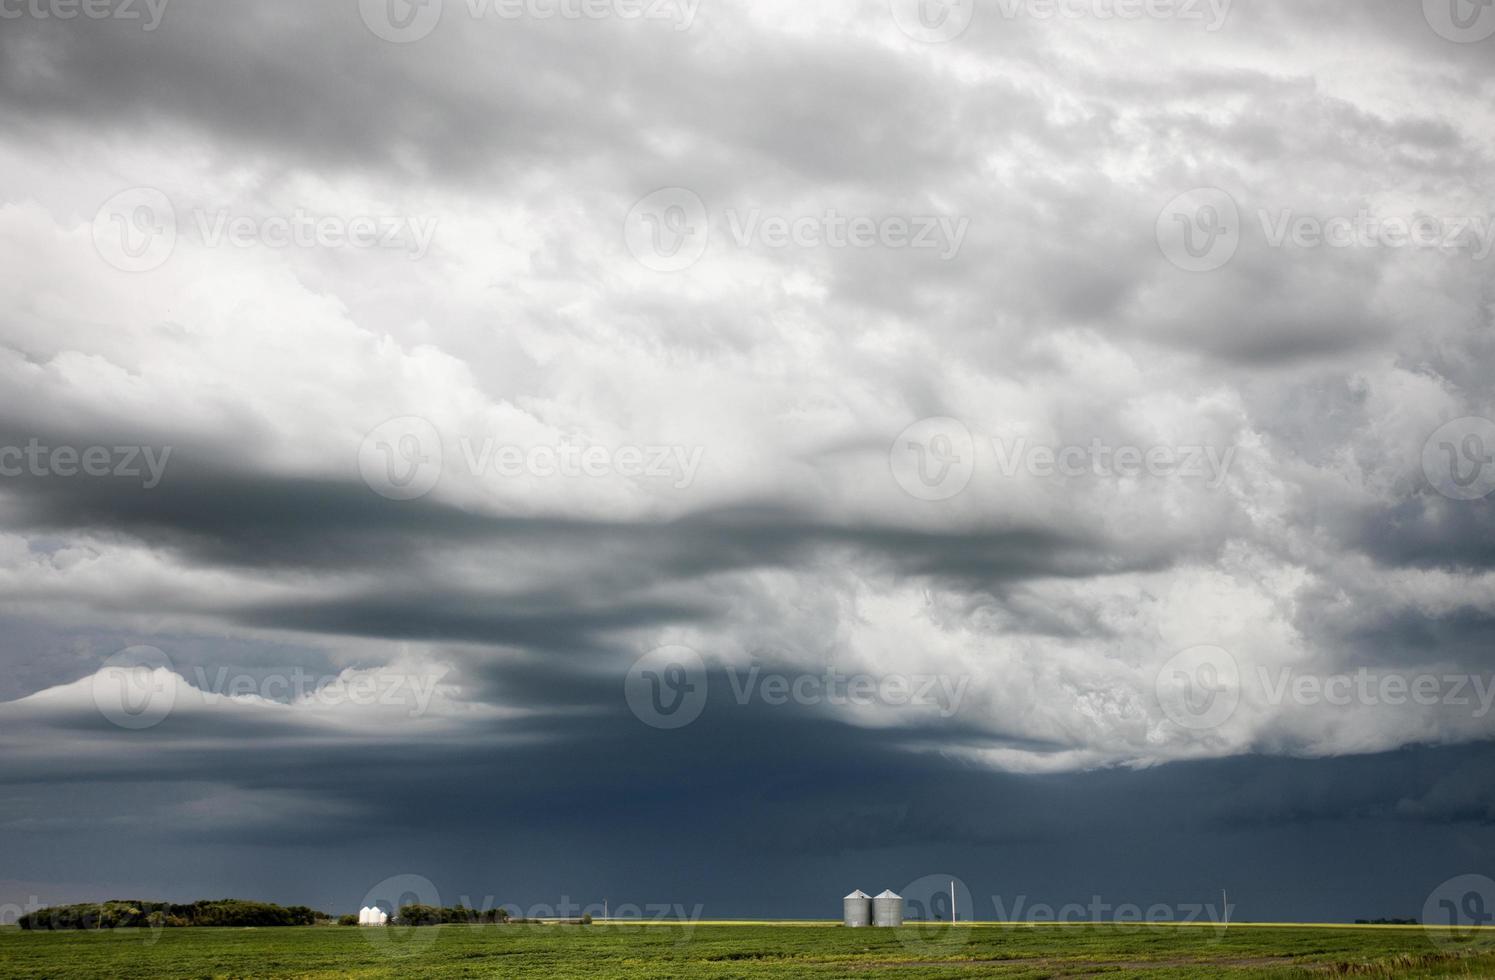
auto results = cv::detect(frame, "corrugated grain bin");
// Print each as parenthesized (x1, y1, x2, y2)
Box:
(873, 889, 903, 927)
(843, 889, 872, 927)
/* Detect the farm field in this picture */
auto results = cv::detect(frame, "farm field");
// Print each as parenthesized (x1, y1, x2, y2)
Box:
(2, 922, 1495, 979)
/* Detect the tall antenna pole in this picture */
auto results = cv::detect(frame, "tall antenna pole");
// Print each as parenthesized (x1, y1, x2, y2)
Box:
(1222, 889, 1229, 925)
(952, 881, 957, 923)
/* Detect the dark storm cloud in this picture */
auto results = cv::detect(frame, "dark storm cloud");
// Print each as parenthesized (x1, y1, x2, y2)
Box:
(235, 589, 709, 651)
(0, 1, 988, 192)
(1335, 495, 1495, 572)
(1, 3, 646, 180)
(2, 0, 1494, 927)
(3, 672, 1493, 919)
(0, 433, 1187, 610)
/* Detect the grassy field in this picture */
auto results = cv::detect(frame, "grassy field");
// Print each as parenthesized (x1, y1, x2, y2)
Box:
(3, 921, 1495, 978)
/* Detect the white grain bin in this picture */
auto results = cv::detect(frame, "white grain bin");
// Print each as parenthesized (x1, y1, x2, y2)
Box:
(358, 907, 371, 925)
(842, 889, 872, 927)
(873, 889, 903, 927)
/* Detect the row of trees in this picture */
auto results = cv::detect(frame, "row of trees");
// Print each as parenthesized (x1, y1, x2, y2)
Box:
(17, 899, 584, 930)
(387, 904, 517, 926)
(18, 900, 329, 930)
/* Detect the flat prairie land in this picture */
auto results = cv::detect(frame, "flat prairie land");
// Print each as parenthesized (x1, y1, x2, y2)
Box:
(3, 921, 1494, 978)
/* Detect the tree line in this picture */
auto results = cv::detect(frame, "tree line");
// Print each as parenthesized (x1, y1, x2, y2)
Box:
(17, 899, 587, 930)
(18, 900, 329, 930)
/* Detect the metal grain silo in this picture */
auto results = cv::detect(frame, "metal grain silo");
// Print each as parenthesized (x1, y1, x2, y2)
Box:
(842, 890, 872, 927)
(873, 889, 903, 927)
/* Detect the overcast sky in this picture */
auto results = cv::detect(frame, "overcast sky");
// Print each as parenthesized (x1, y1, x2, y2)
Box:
(1, 0, 1494, 925)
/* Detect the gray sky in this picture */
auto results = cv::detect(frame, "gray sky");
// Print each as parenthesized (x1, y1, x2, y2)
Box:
(0, 0, 1493, 924)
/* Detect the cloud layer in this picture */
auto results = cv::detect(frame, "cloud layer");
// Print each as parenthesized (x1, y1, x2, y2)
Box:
(0, 0, 1493, 917)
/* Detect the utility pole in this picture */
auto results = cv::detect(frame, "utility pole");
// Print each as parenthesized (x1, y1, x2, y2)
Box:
(1222, 889, 1229, 925)
(952, 881, 957, 923)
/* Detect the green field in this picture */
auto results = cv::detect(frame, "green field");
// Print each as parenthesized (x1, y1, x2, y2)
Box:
(3, 922, 1495, 978)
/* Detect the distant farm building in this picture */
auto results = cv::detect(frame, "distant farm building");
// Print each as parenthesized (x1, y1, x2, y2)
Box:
(842, 888, 902, 927)
(873, 890, 904, 927)
(843, 890, 872, 927)
(358, 906, 388, 925)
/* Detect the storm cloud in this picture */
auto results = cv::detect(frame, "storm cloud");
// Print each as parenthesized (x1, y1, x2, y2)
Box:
(0, 0, 1492, 921)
